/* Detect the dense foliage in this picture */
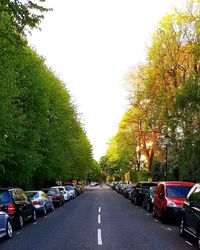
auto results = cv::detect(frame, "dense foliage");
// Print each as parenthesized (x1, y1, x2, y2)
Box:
(0, 1, 95, 188)
(100, 0, 200, 182)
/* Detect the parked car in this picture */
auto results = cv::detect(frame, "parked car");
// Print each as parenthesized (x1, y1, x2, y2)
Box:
(153, 181, 194, 223)
(131, 182, 157, 206)
(47, 188, 65, 207)
(0, 188, 36, 229)
(25, 191, 54, 216)
(65, 186, 76, 199)
(179, 183, 200, 248)
(0, 212, 13, 239)
(143, 186, 157, 212)
(51, 186, 70, 202)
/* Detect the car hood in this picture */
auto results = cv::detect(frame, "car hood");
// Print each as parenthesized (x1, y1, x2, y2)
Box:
(167, 197, 186, 206)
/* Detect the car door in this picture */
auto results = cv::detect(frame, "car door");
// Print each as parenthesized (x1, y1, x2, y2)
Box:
(186, 186, 200, 236)
(154, 184, 164, 216)
(15, 189, 32, 220)
(42, 192, 50, 209)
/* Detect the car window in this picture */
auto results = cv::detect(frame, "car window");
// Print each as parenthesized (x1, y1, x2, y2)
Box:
(11, 189, 27, 202)
(0, 191, 11, 205)
(166, 186, 192, 198)
(26, 192, 38, 198)
(41, 192, 47, 199)
(188, 187, 200, 203)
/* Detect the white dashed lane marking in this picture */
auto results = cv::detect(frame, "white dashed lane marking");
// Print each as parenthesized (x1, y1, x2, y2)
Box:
(98, 214, 101, 224)
(97, 229, 103, 245)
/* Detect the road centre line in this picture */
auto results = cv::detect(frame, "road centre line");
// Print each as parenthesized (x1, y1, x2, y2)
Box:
(167, 227, 172, 231)
(98, 214, 101, 224)
(161, 226, 168, 231)
(98, 207, 101, 213)
(97, 229, 103, 245)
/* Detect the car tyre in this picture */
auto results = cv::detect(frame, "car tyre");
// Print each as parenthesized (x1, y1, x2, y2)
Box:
(32, 209, 37, 222)
(147, 202, 151, 212)
(197, 232, 200, 249)
(179, 218, 186, 237)
(152, 207, 157, 218)
(50, 204, 55, 212)
(17, 214, 24, 229)
(134, 197, 138, 206)
(43, 206, 47, 216)
(6, 220, 13, 239)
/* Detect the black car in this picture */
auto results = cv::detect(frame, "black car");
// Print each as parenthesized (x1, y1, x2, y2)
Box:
(131, 182, 157, 206)
(47, 188, 65, 207)
(179, 183, 200, 248)
(143, 186, 157, 212)
(0, 188, 36, 229)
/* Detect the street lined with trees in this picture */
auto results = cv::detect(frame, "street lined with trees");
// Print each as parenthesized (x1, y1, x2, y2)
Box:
(100, 0, 200, 183)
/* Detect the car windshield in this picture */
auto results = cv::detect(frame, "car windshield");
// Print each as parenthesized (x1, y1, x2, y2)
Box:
(48, 190, 57, 195)
(26, 192, 38, 198)
(66, 186, 73, 191)
(166, 186, 192, 198)
(0, 191, 11, 205)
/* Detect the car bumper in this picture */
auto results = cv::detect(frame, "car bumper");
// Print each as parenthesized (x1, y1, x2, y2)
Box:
(165, 207, 182, 220)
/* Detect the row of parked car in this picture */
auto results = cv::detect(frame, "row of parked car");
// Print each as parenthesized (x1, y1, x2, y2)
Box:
(0, 184, 84, 240)
(110, 181, 200, 248)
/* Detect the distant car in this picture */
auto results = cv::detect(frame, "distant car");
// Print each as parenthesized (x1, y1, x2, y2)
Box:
(179, 183, 200, 248)
(0, 188, 36, 229)
(0, 212, 13, 239)
(65, 186, 76, 199)
(51, 186, 70, 202)
(131, 182, 158, 206)
(153, 181, 194, 223)
(25, 191, 55, 216)
(47, 188, 65, 207)
(143, 186, 157, 212)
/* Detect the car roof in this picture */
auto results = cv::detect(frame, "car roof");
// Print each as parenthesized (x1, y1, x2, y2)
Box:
(158, 181, 194, 186)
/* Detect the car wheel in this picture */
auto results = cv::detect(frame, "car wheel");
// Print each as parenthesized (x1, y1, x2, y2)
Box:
(59, 200, 62, 207)
(134, 197, 138, 206)
(50, 204, 55, 212)
(17, 214, 24, 229)
(147, 202, 151, 212)
(152, 207, 157, 218)
(6, 220, 13, 239)
(160, 212, 167, 224)
(43, 206, 47, 216)
(32, 210, 37, 222)
(197, 232, 200, 249)
(179, 218, 186, 237)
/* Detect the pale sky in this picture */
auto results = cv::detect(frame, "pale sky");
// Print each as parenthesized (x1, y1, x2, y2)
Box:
(27, 0, 183, 161)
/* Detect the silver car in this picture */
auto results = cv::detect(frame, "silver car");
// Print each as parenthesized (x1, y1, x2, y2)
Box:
(65, 186, 76, 199)
(0, 211, 13, 239)
(25, 191, 55, 216)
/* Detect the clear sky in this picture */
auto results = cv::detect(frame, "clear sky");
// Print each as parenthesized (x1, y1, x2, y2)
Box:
(27, 0, 183, 161)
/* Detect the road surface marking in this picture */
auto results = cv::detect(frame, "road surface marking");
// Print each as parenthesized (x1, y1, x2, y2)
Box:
(147, 213, 149, 216)
(15, 231, 21, 235)
(98, 229, 102, 245)
(161, 226, 168, 231)
(99, 207, 101, 213)
(185, 241, 193, 246)
(155, 219, 158, 222)
(98, 214, 101, 224)
(33, 222, 37, 225)
(167, 227, 172, 231)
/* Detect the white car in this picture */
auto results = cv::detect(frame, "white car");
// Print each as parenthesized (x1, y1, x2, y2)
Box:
(51, 186, 70, 202)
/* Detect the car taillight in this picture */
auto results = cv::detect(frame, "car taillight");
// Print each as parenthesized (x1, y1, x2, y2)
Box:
(7, 204, 16, 214)
(32, 201, 40, 206)
(52, 196, 57, 200)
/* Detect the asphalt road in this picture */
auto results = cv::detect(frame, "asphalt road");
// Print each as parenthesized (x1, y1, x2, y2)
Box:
(0, 185, 196, 250)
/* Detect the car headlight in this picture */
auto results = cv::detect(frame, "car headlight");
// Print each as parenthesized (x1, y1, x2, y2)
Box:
(167, 200, 177, 207)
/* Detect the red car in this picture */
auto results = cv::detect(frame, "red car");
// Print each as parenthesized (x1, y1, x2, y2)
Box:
(153, 181, 194, 223)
